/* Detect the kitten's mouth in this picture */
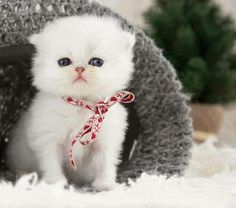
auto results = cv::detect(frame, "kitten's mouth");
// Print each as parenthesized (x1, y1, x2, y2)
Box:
(73, 76, 88, 83)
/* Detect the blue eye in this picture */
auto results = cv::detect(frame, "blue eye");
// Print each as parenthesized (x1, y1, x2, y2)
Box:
(58, 58, 72, 67)
(88, 58, 104, 67)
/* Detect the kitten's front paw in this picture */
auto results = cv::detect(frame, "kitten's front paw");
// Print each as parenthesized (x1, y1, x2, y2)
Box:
(92, 180, 118, 191)
(44, 177, 69, 189)
(43, 174, 67, 185)
(55, 179, 70, 189)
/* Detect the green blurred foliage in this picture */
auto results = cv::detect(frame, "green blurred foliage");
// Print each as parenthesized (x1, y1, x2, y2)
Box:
(145, 0, 236, 103)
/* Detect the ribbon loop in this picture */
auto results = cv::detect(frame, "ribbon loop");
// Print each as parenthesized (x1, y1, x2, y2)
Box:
(63, 91, 135, 170)
(120, 92, 135, 103)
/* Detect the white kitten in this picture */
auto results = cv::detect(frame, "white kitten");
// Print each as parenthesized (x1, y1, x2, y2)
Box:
(7, 15, 135, 190)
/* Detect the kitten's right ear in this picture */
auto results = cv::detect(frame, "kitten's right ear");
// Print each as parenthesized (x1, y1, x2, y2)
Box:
(120, 32, 136, 52)
(28, 34, 40, 46)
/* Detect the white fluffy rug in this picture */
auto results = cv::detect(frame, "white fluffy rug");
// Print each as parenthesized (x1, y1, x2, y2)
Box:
(1, 140, 236, 208)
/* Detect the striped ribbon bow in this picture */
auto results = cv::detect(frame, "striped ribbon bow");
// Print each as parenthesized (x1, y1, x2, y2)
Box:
(63, 91, 135, 170)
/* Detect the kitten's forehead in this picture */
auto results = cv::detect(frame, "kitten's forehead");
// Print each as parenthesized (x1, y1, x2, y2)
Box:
(41, 16, 123, 51)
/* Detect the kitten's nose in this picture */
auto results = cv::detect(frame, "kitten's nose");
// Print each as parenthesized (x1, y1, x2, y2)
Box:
(75, 67, 86, 74)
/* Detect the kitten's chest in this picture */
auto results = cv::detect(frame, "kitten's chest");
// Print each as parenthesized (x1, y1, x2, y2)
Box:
(65, 106, 93, 133)
(61, 105, 96, 161)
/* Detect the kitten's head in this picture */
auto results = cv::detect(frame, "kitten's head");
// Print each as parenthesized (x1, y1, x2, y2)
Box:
(29, 15, 135, 101)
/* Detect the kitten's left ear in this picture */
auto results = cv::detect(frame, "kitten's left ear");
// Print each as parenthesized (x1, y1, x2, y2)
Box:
(121, 32, 136, 51)
(28, 33, 40, 46)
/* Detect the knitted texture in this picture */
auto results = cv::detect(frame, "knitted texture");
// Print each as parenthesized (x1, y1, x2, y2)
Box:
(0, 0, 192, 182)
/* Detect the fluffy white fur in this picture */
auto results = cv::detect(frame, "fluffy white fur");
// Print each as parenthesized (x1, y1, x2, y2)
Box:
(7, 15, 135, 190)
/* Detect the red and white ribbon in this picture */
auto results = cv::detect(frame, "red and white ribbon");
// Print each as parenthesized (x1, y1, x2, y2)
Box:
(63, 91, 135, 170)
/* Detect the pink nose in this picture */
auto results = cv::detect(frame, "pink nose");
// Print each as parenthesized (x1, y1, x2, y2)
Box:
(75, 67, 86, 74)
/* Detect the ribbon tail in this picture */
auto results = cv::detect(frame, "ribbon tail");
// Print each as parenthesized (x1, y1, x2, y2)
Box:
(85, 118, 103, 145)
(78, 114, 96, 145)
(79, 114, 103, 145)
(69, 134, 82, 171)
(70, 157, 77, 171)
(69, 121, 93, 170)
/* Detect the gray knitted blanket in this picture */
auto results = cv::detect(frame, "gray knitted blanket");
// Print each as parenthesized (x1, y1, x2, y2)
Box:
(0, 0, 192, 182)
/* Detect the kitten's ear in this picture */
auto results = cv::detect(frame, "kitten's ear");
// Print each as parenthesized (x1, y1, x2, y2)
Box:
(28, 34, 40, 46)
(120, 32, 136, 51)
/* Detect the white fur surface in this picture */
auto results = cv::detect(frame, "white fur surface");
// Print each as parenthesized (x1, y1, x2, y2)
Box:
(1, 140, 236, 208)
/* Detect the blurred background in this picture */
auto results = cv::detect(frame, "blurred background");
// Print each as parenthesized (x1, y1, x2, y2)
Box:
(93, 0, 236, 147)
